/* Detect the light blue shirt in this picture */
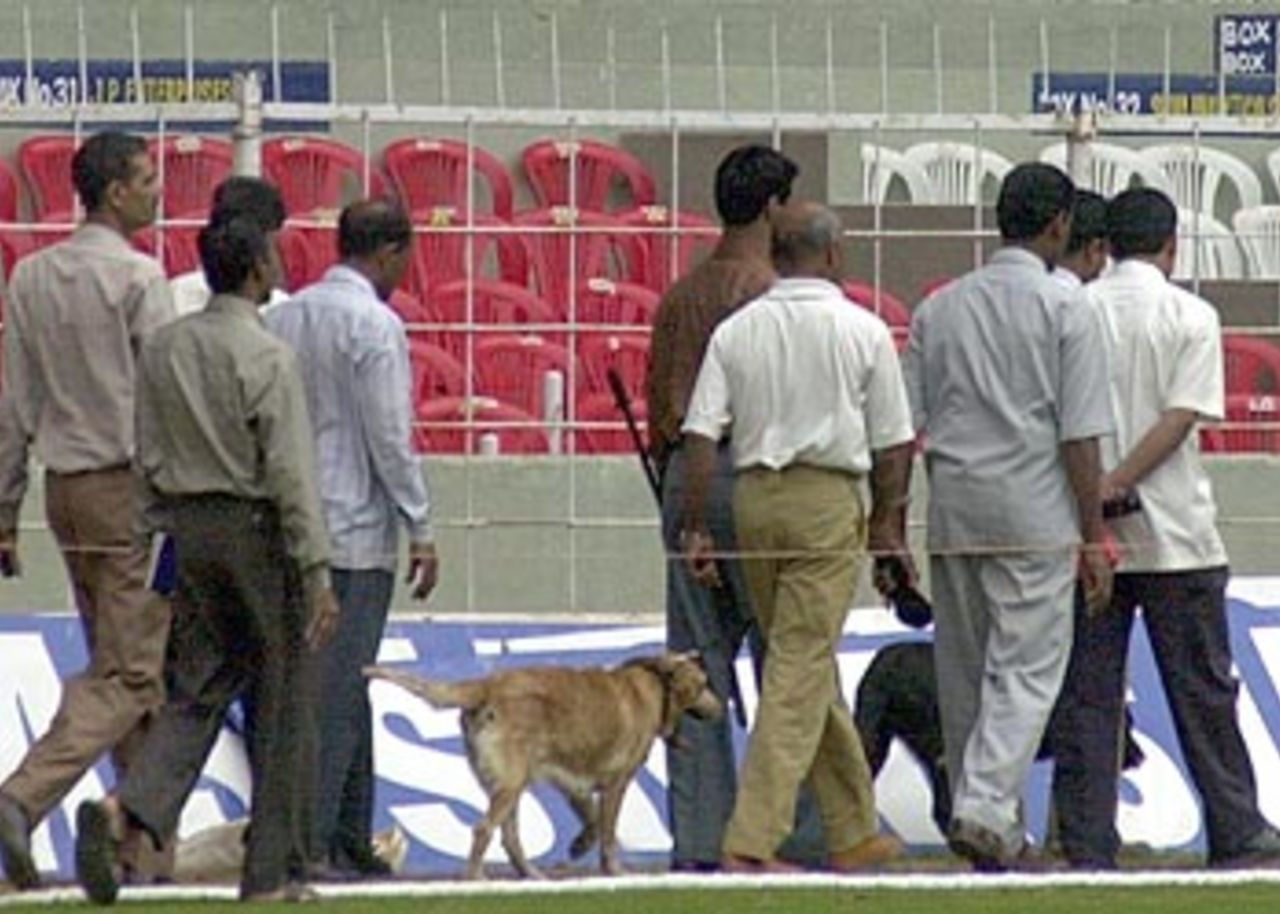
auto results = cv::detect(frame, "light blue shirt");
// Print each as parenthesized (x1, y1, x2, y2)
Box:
(266, 265, 432, 571)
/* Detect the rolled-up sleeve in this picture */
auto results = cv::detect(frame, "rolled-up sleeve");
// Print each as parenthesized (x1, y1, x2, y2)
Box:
(863, 323, 916, 451)
(357, 322, 433, 542)
(680, 330, 732, 442)
(1058, 297, 1115, 442)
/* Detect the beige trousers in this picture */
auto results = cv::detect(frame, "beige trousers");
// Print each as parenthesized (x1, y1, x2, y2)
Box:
(722, 465, 878, 861)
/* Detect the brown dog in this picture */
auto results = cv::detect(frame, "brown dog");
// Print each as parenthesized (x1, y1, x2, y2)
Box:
(365, 652, 721, 879)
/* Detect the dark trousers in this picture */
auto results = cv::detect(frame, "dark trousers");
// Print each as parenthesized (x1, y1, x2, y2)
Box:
(119, 496, 315, 897)
(1051, 567, 1266, 865)
(660, 444, 826, 866)
(309, 568, 394, 868)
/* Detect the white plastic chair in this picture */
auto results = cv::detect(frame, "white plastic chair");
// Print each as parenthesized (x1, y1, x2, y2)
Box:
(902, 142, 1013, 205)
(1174, 208, 1246, 280)
(860, 144, 934, 203)
(1264, 148, 1280, 201)
(1038, 142, 1171, 196)
(1232, 205, 1280, 279)
(1145, 144, 1263, 220)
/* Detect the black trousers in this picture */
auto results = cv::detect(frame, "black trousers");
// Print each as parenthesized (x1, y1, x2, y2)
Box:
(1050, 567, 1266, 865)
(119, 496, 315, 897)
(309, 568, 394, 868)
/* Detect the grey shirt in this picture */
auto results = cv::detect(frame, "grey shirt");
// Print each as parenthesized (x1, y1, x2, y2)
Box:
(903, 246, 1113, 552)
(0, 223, 174, 519)
(136, 293, 331, 589)
(265, 265, 433, 572)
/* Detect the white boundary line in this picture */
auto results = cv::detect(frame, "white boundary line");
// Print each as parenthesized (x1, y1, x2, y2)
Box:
(6, 870, 1280, 905)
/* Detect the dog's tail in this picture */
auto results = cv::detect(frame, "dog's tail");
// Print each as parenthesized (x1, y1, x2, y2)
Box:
(363, 665, 487, 710)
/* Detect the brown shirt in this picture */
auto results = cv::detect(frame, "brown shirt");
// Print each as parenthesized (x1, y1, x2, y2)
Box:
(644, 246, 775, 465)
(136, 294, 331, 587)
(1, 224, 175, 480)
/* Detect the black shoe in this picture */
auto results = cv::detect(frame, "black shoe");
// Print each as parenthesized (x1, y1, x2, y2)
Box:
(1212, 825, 1280, 869)
(948, 818, 1048, 873)
(75, 801, 121, 905)
(0, 793, 38, 890)
(333, 845, 393, 878)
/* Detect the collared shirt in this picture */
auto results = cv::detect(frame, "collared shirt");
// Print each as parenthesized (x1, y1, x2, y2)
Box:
(645, 245, 775, 464)
(904, 246, 1114, 551)
(136, 293, 331, 585)
(1050, 266, 1083, 291)
(682, 277, 914, 474)
(265, 265, 432, 572)
(1084, 258, 1227, 572)
(0, 396, 28, 531)
(170, 269, 291, 317)
(1, 223, 174, 480)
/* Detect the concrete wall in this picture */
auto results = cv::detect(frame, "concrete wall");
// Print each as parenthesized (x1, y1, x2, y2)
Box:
(3, 455, 1279, 617)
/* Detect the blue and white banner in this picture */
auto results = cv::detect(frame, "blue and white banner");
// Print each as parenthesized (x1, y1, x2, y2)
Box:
(1217, 14, 1280, 77)
(3, 579, 1280, 877)
(1032, 72, 1280, 117)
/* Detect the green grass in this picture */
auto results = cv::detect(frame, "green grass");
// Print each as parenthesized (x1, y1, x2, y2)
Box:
(6, 887, 1280, 914)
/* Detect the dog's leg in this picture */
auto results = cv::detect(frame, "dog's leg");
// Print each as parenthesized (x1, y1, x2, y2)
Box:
(467, 787, 520, 880)
(561, 786, 599, 860)
(499, 797, 545, 880)
(597, 780, 630, 876)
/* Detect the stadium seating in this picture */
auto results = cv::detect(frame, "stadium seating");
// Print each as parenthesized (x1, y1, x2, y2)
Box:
(511, 207, 635, 318)
(426, 279, 558, 356)
(1145, 144, 1263, 221)
(383, 138, 514, 219)
(521, 139, 656, 212)
(1223, 334, 1280, 395)
(276, 225, 334, 291)
(261, 136, 385, 216)
(474, 334, 578, 422)
(1201, 393, 1280, 454)
(149, 135, 234, 218)
(0, 157, 18, 222)
(409, 338, 469, 402)
(18, 134, 77, 223)
(617, 206, 718, 294)
(861, 144, 934, 203)
(842, 280, 912, 349)
(413, 395, 549, 455)
(1038, 141, 1171, 196)
(132, 225, 202, 277)
(405, 209, 526, 296)
(579, 332, 650, 398)
(574, 277, 659, 326)
(902, 141, 1013, 205)
(1174, 209, 1245, 280)
(576, 392, 646, 455)
(1232, 206, 1280, 279)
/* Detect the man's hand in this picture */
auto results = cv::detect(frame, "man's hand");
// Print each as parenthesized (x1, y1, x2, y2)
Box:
(1099, 472, 1129, 506)
(681, 529, 721, 588)
(1078, 541, 1115, 616)
(305, 586, 341, 650)
(0, 528, 20, 578)
(406, 541, 439, 600)
(868, 524, 916, 596)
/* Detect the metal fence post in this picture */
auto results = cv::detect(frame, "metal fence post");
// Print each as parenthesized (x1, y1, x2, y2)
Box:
(232, 70, 263, 177)
(1064, 102, 1097, 191)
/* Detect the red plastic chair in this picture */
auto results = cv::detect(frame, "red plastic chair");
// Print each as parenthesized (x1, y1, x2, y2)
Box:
(405, 209, 526, 297)
(409, 338, 469, 402)
(576, 391, 647, 454)
(579, 333, 650, 398)
(0, 231, 31, 279)
(618, 206, 719, 293)
(276, 225, 335, 292)
(390, 290, 433, 325)
(261, 136, 386, 216)
(511, 208, 634, 318)
(573, 277, 659, 326)
(522, 139, 657, 212)
(426, 279, 558, 355)
(0, 158, 19, 222)
(383, 138, 514, 220)
(843, 280, 912, 351)
(1223, 334, 1280, 395)
(414, 395, 549, 454)
(132, 225, 202, 277)
(474, 334, 578, 420)
(148, 135, 234, 218)
(1201, 393, 1280, 454)
(19, 134, 78, 223)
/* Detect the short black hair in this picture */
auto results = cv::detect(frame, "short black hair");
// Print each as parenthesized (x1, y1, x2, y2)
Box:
(209, 177, 286, 233)
(996, 163, 1075, 242)
(1107, 187, 1177, 259)
(199, 217, 271, 295)
(714, 145, 799, 227)
(337, 199, 412, 259)
(72, 131, 148, 212)
(1065, 189, 1109, 256)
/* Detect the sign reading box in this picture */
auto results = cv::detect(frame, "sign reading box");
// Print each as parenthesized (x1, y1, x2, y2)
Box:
(1217, 14, 1280, 77)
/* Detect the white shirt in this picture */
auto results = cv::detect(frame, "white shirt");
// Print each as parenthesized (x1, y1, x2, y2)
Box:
(1051, 265, 1083, 291)
(1084, 258, 1227, 573)
(169, 269, 290, 317)
(682, 277, 914, 475)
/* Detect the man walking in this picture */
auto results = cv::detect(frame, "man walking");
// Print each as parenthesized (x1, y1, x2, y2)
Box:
(266, 199, 438, 879)
(0, 131, 174, 890)
(903, 162, 1114, 870)
(1052, 187, 1280, 869)
(682, 202, 913, 873)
